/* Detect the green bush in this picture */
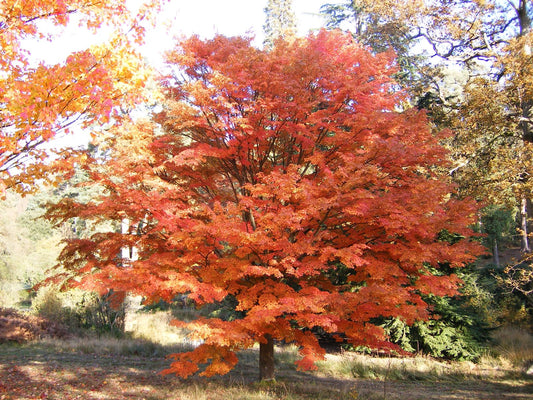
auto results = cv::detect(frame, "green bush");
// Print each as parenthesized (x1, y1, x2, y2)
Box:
(31, 286, 67, 322)
(31, 286, 125, 336)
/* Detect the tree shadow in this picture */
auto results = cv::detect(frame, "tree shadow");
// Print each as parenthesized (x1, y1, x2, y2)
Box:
(0, 343, 532, 400)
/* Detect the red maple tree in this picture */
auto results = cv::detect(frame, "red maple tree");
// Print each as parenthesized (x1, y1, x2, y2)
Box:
(48, 30, 484, 380)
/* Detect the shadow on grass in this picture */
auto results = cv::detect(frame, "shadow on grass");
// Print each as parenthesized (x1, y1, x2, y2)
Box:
(0, 341, 532, 400)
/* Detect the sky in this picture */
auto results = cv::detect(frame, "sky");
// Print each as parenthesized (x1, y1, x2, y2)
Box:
(143, 0, 330, 65)
(163, 0, 328, 40)
(26, 0, 335, 66)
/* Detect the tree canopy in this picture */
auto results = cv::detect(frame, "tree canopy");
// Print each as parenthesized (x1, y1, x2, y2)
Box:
(46, 30, 484, 380)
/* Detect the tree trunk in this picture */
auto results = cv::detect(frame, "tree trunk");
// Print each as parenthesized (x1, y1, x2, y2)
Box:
(259, 334, 275, 381)
(493, 238, 501, 268)
(517, 0, 531, 36)
(521, 197, 531, 253)
(517, 1, 533, 142)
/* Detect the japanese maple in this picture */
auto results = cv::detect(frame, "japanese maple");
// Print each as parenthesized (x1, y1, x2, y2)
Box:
(48, 30, 483, 380)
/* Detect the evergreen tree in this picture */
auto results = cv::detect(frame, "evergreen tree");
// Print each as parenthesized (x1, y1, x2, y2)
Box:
(263, 0, 297, 49)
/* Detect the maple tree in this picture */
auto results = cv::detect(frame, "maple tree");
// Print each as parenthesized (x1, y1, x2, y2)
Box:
(0, 0, 163, 194)
(47, 30, 483, 380)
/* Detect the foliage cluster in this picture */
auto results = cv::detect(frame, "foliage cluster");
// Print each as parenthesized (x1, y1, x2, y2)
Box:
(0, 0, 166, 193)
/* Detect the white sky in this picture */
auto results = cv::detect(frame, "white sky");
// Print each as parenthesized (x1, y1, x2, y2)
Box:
(26, 0, 334, 66)
(164, 0, 327, 39)
(144, 0, 330, 66)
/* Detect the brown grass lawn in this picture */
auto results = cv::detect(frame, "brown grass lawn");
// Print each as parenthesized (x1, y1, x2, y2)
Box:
(0, 339, 532, 400)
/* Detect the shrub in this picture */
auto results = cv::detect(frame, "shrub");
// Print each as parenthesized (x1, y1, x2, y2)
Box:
(69, 290, 126, 336)
(31, 285, 67, 322)
(31, 286, 125, 336)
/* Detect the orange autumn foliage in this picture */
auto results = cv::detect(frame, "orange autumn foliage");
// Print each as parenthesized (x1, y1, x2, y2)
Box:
(47, 30, 484, 378)
(0, 0, 164, 193)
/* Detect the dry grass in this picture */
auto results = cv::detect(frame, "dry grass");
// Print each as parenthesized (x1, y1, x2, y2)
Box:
(1, 309, 532, 399)
(491, 326, 533, 369)
(316, 351, 524, 382)
(125, 309, 189, 344)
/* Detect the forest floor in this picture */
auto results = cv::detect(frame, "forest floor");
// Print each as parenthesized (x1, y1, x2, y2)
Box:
(0, 338, 532, 400)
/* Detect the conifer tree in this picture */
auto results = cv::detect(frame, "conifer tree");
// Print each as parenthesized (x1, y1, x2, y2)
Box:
(263, 0, 296, 49)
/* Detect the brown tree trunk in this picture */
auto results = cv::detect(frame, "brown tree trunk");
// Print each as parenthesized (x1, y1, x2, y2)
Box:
(493, 238, 501, 268)
(521, 197, 531, 253)
(517, 0, 531, 36)
(259, 334, 275, 381)
(517, 1, 533, 142)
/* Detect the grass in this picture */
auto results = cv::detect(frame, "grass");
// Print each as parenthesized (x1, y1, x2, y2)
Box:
(1, 338, 531, 400)
(492, 326, 533, 368)
(316, 352, 523, 382)
(1, 308, 532, 399)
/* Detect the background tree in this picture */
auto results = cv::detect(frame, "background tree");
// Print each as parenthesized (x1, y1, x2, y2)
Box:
(322, 1, 533, 262)
(0, 165, 110, 309)
(504, 259, 533, 301)
(0, 0, 163, 194)
(0, 190, 62, 307)
(263, 0, 297, 49)
(321, 0, 427, 93)
(321, 1, 531, 104)
(320, 1, 533, 148)
(480, 206, 516, 268)
(46, 31, 483, 381)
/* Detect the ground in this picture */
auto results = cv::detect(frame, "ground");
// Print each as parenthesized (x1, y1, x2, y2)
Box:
(1, 309, 532, 400)
(0, 340, 532, 400)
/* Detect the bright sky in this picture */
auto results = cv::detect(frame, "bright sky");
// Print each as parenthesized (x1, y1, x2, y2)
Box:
(164, 0, 327, 39)
(26, 0, 334, 66)
(143, 0, 330, 66)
